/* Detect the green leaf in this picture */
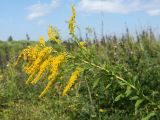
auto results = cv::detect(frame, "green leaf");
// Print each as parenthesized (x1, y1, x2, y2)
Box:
(115, 94, 124, 102)
(125, 86, 132, 97)
(133, 75, 138, 82)
(129, 96, 139, 100)
(142, 112, 156, 120)
(118, 81, 126, 86)
(135, 99, 144, 115)
(105, 83, 111, 89)
(92, 78, 100, 89)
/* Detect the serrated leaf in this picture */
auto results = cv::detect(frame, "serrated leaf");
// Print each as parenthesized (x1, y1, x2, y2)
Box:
(142, 112, 156, 120)
(135, 99, 144, 115)
(129, 96, 139, 100)
(92, 78, 100, 89)
(125, 86, 132, 97)
(114, 94, 124, 102)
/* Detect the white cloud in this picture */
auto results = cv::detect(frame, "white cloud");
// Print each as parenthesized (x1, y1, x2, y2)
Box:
(27, 0, 59, 20)
(77, 0, 160, 16)
(147, 9, 160, 16)
(77, 0, 140, 13)
(144, 0, 160, 16)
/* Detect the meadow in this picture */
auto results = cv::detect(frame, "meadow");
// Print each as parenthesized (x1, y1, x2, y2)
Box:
(0, 5, 160, 120)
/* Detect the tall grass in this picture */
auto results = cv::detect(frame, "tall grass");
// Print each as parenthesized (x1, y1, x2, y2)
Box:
(0, 29, 159, 120)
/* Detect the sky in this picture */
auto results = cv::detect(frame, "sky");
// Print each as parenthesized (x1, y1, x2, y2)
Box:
(0, 0, 160, 40)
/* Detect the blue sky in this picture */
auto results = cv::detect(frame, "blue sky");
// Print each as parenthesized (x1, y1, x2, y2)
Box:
(0, 0, 160, 40)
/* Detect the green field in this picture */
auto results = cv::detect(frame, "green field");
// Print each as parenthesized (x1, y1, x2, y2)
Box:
(0, 28, 160, 120)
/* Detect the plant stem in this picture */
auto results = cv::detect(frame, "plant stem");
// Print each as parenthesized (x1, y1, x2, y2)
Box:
(81, 59, 137, 90)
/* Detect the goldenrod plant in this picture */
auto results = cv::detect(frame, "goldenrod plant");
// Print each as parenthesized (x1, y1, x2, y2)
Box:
(11, 5, 160, 120)
(16, 5, 83, 98)
(69, 5, 76, 35)
(62, 67, 82, 96)
(48, 25, 62, 44)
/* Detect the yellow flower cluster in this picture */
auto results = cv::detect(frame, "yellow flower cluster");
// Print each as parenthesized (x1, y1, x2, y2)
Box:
(16, 5, 84, 98)
(31, 58, 50, 84)
(39, 36, 45, 46)
(48, 25, 62, 44)
(39, 53, 67, 98)
(69, 5, 76, 34)
(18, 43, 67, 97)
(79, 41, 86, 48)
(15, 45, 39, 66)
(62, 67, 81, 96)
(48, 53, 67, 81)
(25, 46, 53, 84)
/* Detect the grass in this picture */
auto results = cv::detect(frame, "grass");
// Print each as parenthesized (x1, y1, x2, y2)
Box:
(0, 29, 160, 120)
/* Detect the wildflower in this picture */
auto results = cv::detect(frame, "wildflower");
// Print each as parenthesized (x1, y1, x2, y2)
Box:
(48, 25, 62, 44)
(99, 108, 105, 113)
(25, 47, 52, 75)
(69, 4, 76, 35)
(27, 45, 39, 62)
(24, 47, 52, 84)
(16, 45, 40, 67)
(62, 67, 81, 96)
(31, 58, 50, 84)
(79, 41, 86, 48)
(39, 73, 58, 98)
(39, 53, 67, 98)
(39, 36, 45, 46)
(15, 47, 28, 65)
(23, 63, 31, 74)
(48, 53, 67, 81)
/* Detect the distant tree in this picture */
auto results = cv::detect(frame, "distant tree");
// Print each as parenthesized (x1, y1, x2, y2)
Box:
(8, 35, 13, 41)
(26, 34, 30, 41)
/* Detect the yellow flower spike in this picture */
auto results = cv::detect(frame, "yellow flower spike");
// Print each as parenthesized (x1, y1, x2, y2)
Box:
(16, 46, 32, 65)
(39, 53, 67, 97)
(39, 73, 58, 98)
(39, 36, 45, 46)
(48, 25, 54, 39)
(16, 45, 40, 67)
(48, 25, 62, 44)
(48, 53, 67, 81)
(79, 41, 86, 48)
(25, 47, 53, 84)
(28, 45, 39, 62)
(23, 63, 31, 74)
(31, 58, 50, 84)
(55, 39, 62, 44)
(26, 47, 53, 75)
(62, 67, 81, 96)
(69, 4, 76, 35)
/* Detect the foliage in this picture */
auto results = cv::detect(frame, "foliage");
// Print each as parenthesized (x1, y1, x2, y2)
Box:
(0, 5, 160, 120)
